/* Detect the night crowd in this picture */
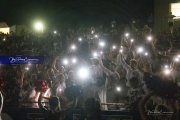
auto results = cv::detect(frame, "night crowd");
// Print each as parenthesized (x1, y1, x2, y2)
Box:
(0, 20, 180, 120)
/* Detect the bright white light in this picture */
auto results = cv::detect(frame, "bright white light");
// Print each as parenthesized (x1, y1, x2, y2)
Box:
(137, 47, 143, 53)
(3, 38, 5, 41)
(131, 39, 134, 42)
(93, 52, 98, 57)
(79, 38, 82, 41)
(100, 51, 103, 54)
(117, 87, 121, 91)
(63, 59, 68, 65)
(59, 89, 62, 92)
(119, 49, 123, 53)
(71, 45, 76, 50)
(145, 52, 148, 56)
(78, 68, 89, 79)
(113, 46, 116, 49)
(72, 58, 77, 63)
(147, 36, 152, 41)
(164, 69, 170, 75)
(125, 33, 129, 37)
(170, 3, 180, 19)
(91, 31, 94, 34)
(164, 65, 168, 69)
(99, 42, 105, 47)
(175, 57, 179, 62)
(35, 22, 43, 30)
(54, 31, 57, 34)
(95, 35, 98, 38)
(25, 67, 29, 70)
(178, 55, 180, 58)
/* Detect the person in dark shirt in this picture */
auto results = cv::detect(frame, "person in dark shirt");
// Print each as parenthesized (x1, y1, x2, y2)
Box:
(38, 92, 79, 120)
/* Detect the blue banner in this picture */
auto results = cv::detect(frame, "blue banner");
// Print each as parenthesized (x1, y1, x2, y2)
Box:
(0, 56, 45, 64)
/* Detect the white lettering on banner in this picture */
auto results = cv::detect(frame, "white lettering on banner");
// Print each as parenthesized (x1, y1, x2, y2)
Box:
(9, 57, 39, 63)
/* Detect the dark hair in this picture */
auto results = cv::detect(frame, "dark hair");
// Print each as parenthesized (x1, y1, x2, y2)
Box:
(49, 97, 60, 109)
(144, 75, 179, 98)
(130, 59, 137, 65)
(91, 58, 99, 66)
(129, 77, 139, 84)
(110, 62, 116, 67)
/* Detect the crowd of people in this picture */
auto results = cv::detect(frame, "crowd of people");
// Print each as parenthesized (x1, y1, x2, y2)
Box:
(0, 19, 180, 120)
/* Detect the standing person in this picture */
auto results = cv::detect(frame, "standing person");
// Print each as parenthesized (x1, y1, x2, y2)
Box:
(165, 12, 176, 33)
(117, 53, 141, 87)
(85, 98, 102, 120)
(98, 56, 120, 110)
(52, 57, 68, 79)
(38, 92, 79, 120)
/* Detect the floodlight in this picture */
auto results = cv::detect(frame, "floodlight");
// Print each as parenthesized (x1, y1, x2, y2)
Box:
(78, 68, 89, 79)
(35, 22, 43, 30)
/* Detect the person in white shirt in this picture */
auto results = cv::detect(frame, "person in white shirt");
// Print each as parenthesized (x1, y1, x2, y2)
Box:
(98, 56, 120, 110)
(165, 12, 176, 33)
(91, 58, 103, 82)
(117, 53, 141, 87)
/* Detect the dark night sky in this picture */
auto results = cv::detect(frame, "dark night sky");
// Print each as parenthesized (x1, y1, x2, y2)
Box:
(0, 0, 154, 30)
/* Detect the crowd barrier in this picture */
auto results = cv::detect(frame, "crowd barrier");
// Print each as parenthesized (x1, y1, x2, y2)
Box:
(2, 107, 135, 120)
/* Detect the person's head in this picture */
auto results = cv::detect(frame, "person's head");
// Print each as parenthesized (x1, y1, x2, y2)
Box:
(49, 97, 60, 111)
(47, 80, 52, 88)
(129, 77, 139, 88)
(91, 58, 99, 66)
(23, 79, 28, 86)
(109, 62, 116, 72)
(36, 64, 44, 71)
(103, 53, 109, 59)
(144, 63, 152, 73)
(47, 68, 55, 78)
(130, 59, 137, 69)
(56, 74, 65, 84)
(170, 12, 172, 15)
(85, 98, 101, 113)
(58, 66, 65, 74)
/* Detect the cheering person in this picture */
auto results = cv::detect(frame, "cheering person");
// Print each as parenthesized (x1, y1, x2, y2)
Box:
(38, 92, 79, 120)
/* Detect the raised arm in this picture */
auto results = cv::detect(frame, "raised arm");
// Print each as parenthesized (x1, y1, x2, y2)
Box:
(38, 92, 44, 109)
(52, 56, 59, 73)
(20, 69, 26, 88)
(0, 91, 3, 113)
(138, 91, 154, 120)
(60, 96, 79, 116)
(98, 56, 112, 75)
(118, 53, 131, 72)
